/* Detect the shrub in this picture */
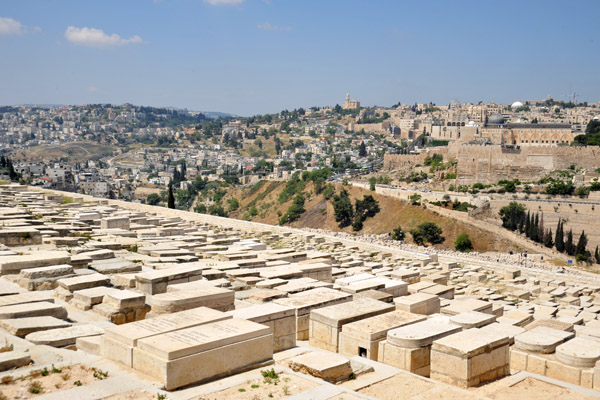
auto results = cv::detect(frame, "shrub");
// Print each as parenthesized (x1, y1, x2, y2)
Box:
(279, 193, 306, 225)
(332, 189, 354, 228)
(410, 222, 444, 246)
(499, 202, 526, 231)
(322, 184, 335, 200)
(29, 381, 43, 394)
(392, 226, 405, 241)
(228, 198, 239, 211)
(455, 233, 473, 252)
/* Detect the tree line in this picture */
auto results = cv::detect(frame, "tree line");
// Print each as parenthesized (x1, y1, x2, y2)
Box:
(499, 202, 597, 263)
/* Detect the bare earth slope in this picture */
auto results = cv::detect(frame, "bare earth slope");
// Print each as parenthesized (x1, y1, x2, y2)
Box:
(225, 181, 525, 253)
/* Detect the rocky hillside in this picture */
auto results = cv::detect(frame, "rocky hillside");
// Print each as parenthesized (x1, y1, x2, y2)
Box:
(222, 180, 525, 254)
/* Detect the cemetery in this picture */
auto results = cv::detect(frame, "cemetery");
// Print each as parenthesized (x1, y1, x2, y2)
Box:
(0, 183, 599, 399)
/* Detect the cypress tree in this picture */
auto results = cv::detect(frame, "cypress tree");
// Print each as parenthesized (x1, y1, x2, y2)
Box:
(524, 212, 531, 238)
(576, 231, 588, 258)
(544, 228, 554, 248)
(555, 220, 565, 253)
(538, 213, 544, 243)
(7, 158, 17, 181)
(595, 246, 600, 264)
(167, 184, 175, 209)
(518, 214, 525, 233)
(531, 213, 539, 242)
(566, 229, 574, 256)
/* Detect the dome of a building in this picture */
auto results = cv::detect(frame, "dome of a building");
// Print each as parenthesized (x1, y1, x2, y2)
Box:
(449, 99, 460, 108)
(488, 113, 505, 125)
(511, 101, 524, 109)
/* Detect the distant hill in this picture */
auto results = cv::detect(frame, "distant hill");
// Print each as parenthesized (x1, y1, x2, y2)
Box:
(197, 111, 239, 119)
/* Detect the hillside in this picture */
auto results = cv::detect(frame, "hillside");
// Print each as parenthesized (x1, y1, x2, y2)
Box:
(223, 180, 526, 253)
(11, 141, 115, 163)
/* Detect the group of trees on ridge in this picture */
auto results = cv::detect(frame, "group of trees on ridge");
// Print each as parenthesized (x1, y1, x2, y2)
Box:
(499, 202, 598, 263)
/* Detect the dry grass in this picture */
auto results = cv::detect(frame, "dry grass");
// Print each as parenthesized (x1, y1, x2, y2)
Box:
(225, 182, 525, 253)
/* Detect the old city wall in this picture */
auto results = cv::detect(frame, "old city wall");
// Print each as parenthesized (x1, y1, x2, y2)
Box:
(383, 147, 449, 170)
(454, 144, 600, 185)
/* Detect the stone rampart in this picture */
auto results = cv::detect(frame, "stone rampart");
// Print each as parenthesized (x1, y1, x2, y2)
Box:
(452, 144, 600, 185)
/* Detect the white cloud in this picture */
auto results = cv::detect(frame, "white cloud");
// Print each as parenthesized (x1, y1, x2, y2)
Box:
(64, 26, 143, 48)
(257, 22, 291, 31)
(0, 17, 40, 35)
(204, 0, 245, 5)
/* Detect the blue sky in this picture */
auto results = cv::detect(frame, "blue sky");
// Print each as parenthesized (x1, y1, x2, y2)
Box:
(1, 0, 599, 116)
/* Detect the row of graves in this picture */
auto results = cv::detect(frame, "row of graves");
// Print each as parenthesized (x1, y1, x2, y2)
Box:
(0, 184, 599, 398)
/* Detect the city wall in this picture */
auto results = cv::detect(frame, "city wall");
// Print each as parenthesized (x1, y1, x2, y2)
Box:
(383, 148, 449, 170)
(385, 144, 600, 186)
(453, 144, 600, 185)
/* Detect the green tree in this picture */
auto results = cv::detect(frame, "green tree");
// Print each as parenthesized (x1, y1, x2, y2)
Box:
(332, 189, 354, 228)
(322, 184, 335, 200)
(454, 233, 473, 252)
(410, 222, 444, 246)
(167, 184, 175, 209)
(369, 177, 377, 191)
(194, 204, 206, 213)
(546, 180, 575, 196)
(352, 214, 364, 231)
(576, 231, 589, 260)
(410, 193, 422, 205)
(146, 193, 161, 206)
(279, 193, 306, 225)
(555, 220, 565, 253)
(355, 195, 380, 219)
(595, 246, 600, 264)
(544, 228, 554, 248)
(565, 229, 575, 256)
(359, 141, 367, 157)
(314, 176, 326, 194)
(228, 198, 239, 212)
(392, 226, 405, 241)
(531, 213, 539, 242)
(499, 202, 526, 231)
(7, 158, 18, 181)
(208, 204, 227, 217)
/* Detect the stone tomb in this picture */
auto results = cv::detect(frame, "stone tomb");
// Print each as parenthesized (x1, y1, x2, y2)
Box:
(309, 298, 395, 353)
(430, 328, 510, 388)
(102, 307, 230, 367)
(339, 310, 426, 361)
(289, 351, 353, 382)
(274, 287, 352, 340)
(226, 303, 296, 352)
(394, 293, 440, 315)
(441, 298, 493, 316)
(17, 264, 75, 291)
(378, 318, 461, 376)
(449, 311, 496, 330)
(54, 273, 111, 301)
(556, 337, 600, 368)
(26, 324, 105, 347)
(152, 286, 235, 313)
(132, 318, 273, 390)
(134, 264, 204, 295)
(0, 251, 71, 275)
(0, 316, 71, 338)
(514, 326, 574, 354)
(92, 289, 149, 324)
